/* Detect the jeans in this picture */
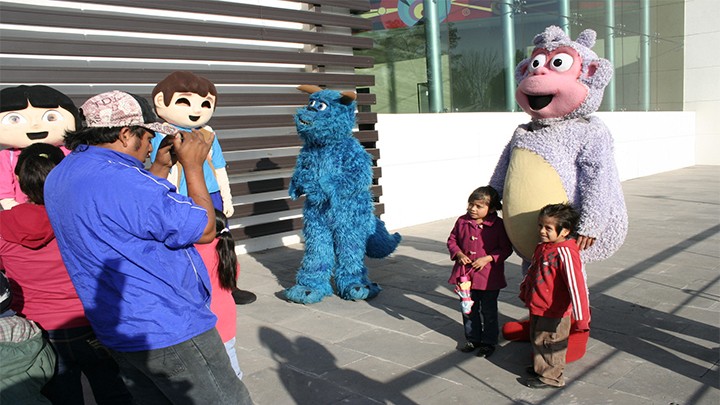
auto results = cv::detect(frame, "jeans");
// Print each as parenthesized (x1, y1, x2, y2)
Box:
(462, 289, 500, 345)
(110, 328, 253, 405)
(42, 325, 132, 405)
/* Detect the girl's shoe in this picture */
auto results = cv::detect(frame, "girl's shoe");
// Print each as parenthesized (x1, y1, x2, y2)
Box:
(459, 342, 478, 353)
(476, 344, 495, 358)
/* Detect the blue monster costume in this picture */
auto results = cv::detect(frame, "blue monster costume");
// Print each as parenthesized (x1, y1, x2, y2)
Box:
(285, 85, 401, 304)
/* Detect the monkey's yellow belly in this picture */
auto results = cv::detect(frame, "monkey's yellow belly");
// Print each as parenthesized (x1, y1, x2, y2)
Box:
(503, 148, 568, 261)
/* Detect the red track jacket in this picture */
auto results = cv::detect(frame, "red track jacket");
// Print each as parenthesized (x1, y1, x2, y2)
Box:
(519, 239, 590, 331)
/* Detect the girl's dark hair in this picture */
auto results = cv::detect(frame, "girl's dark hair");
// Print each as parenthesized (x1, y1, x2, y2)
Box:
(539, 203, 580, 237)
(17, 143, 64, 205)
(64, 126, 146, 151)
(0, 85, 81, 130)
(214, 209, 238, 291)
(468, 185, 502, 212)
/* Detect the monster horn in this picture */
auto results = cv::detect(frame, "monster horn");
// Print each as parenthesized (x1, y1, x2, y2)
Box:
(339, 90, 357, 105)
(297, 84, 323, 94)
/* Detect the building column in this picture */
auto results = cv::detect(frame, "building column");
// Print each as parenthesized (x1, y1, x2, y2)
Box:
(501, 1, 516, 112)
(423, 0, 444, 113)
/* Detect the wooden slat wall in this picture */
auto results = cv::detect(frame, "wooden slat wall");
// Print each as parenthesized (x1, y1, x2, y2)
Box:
(0, 0, 379, 247)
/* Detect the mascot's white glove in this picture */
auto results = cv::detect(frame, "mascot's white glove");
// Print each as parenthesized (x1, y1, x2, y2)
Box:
(216, 167, 234, 218)
(0, 198, 19, 210)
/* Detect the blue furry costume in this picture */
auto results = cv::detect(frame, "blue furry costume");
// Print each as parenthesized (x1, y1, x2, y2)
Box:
(285, 85, 401, 304)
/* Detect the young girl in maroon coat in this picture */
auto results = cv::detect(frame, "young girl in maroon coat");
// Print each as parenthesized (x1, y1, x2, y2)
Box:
(519, 203, 590, 389)
(447, 186, 513, 358)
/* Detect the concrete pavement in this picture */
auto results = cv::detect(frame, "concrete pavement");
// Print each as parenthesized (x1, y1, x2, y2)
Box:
(235, 165, 720, 405)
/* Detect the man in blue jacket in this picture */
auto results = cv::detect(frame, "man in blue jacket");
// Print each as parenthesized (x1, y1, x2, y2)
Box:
(45, 90, 252, 404)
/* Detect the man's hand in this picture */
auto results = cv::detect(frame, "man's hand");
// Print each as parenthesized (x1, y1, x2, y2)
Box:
(148, 135, 176, 178)
(174, 129, 212, 170)
(576, 235, 596, 250)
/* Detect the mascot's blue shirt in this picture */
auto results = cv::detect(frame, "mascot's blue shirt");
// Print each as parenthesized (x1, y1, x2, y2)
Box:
(45, 146, 216, 351)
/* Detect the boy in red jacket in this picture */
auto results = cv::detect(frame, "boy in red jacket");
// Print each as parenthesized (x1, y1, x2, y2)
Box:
(519, 203, 590, 389)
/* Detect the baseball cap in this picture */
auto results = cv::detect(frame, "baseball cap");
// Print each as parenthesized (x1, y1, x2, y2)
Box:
(80, 91, 179, 135)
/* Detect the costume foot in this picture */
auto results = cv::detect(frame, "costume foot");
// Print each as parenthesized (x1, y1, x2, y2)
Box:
(284, 284, 333, 304)
(231, 289, 257, 305)
(338, 282, 382, 301)
(519, 377, 562, 389)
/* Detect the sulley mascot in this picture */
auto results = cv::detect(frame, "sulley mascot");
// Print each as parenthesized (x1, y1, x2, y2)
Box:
(489, 26, 628, 361)
(285, 85, 401, 304)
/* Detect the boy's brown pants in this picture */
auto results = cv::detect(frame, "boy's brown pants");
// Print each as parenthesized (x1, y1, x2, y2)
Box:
(529, 315, 571, 387)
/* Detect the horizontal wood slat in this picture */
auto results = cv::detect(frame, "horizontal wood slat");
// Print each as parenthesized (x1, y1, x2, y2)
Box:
(79, 0, 373, 30)
(0, 67, 374, 88)
(210, 112, 376, 130)
(221, 130, 378, 151)
(226, 149, 380, 176)
(234, 185, 382, 217)
(237, 203, 384, 240)
(0, 37, 374, 69)
(230, 167, 381, 196)
(283, 0, 372, 12)
(61, 92, 375, 109)
(0, 6, 373, 49)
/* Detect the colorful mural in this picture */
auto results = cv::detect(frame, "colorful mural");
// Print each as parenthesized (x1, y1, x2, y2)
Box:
(362, 0, 493, 29)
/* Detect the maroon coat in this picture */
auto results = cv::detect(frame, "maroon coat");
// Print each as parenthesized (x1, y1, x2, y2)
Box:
(447, 212, 513, 290)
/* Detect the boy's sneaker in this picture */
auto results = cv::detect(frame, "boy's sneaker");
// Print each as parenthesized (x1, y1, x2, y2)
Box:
(476, 344, 495, 358)
(459, 342, 478, 353)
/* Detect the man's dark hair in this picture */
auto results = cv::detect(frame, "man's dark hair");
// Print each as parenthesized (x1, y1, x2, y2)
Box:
(17, 143, 65, 205)
(64, 126, 146, 151)
(539, 203, 580, 236)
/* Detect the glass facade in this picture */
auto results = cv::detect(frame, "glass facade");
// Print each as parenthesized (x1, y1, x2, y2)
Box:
(356, 0, 685, 113)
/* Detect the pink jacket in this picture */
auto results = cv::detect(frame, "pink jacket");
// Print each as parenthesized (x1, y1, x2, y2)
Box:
(447, 213, 513, 290)
(195, 240, 237, 343)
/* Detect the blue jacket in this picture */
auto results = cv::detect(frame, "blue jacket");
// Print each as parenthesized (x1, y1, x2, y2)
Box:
(45, 146, 216, 351)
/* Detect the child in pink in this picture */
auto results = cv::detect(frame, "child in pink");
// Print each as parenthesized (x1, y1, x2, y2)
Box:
(195, 209, 244, 379)
(447, 186, 513, 358)
(519, 203, 590, 389)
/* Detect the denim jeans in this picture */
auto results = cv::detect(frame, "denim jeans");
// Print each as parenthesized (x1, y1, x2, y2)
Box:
(110, 328, 253, 405)
(42, 325, 132, 405)
(462, 289, 500, 345)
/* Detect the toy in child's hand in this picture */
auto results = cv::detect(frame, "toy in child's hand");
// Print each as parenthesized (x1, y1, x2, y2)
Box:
(454, 276, 473, 314)
(489, 26, 627, 263)
(152, 71, 234, 217)
(284, 85, 401, 304)
(0, 85, 78, 209)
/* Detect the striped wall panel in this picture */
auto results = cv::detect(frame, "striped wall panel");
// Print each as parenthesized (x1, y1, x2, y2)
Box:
(0, 0, 379, 249)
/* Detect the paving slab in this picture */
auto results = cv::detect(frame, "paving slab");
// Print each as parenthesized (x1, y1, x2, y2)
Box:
(234, 166, 719, 405)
